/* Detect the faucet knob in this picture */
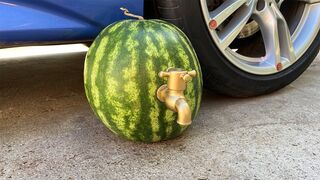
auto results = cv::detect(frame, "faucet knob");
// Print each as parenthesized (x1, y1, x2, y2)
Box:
(188, 70, 197, 77)
(159, 71, 170, 79)
(182, 70, 197, 83)
(182, 74, 192, 83)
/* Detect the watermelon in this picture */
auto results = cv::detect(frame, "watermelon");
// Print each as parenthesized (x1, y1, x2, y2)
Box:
(84, 19, 202, 142)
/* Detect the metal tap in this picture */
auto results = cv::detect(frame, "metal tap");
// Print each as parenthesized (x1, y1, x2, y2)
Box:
(157, 68, 197, 126)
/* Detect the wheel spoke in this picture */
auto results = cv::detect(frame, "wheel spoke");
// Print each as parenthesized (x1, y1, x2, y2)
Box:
(277, 0, 285, 7)
(217, 1, 255, 49)
(273, 4, 296, 63)
(209, 0, 248, 29)
(254, 2, 295, 70)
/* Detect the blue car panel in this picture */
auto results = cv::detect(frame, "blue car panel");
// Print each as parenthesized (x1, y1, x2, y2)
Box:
(0, 0, 144, 46)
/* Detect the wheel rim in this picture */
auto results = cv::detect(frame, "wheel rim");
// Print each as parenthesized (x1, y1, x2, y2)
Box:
(200, 0, 320, 75)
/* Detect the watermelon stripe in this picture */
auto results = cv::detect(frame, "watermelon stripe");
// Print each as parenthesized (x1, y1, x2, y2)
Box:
(159, 22, 200, 74)
(103, 29, 135, 139)
(84, 38, 98, 100)
(96, 25, 130, 137)
(157, 22, 203, 78)
(121, 22, 143, 139)
(143, 26, 167, 140)
(84, 35, 106, 124)
(85, 21, 126, 132)
(156, 21, 202, 76)
(143, 32, 162, 141)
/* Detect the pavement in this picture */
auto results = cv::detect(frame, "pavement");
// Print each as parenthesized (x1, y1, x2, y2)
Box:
(0, 52, 320, 179)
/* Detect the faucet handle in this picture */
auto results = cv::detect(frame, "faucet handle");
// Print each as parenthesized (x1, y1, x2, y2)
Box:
(182, 74, 192, 82)
(159, 71, 170, 79)
(182, 70, 197, 83)
(188, 70, 197, 77)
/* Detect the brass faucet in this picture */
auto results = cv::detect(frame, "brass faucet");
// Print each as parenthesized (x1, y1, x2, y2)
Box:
(157, 68, 197, 126)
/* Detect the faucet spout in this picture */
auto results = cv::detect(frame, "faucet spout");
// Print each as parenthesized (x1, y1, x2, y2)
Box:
(157, 68, 197, 126)
(175, 98, 192, 126)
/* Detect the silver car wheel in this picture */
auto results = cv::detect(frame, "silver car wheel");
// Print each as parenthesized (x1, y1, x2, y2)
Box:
(200, 0, 320, 75)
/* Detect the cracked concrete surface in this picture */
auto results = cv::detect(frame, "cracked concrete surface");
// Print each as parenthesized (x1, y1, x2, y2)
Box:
(0, 53, 320, 179)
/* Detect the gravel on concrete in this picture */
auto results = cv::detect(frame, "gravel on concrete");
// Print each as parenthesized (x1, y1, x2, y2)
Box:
(1, 53, 320, 179)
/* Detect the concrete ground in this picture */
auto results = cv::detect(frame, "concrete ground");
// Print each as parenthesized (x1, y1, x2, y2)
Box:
(0, 52, 320, 179)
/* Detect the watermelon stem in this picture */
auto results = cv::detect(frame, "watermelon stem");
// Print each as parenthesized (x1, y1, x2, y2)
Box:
(120, 7, 144, 20)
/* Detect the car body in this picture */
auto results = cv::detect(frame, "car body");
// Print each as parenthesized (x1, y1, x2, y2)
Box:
(0, 0, 144, 47)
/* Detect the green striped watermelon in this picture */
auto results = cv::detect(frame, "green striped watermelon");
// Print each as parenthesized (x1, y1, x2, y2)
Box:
(84, 19, 202, 142)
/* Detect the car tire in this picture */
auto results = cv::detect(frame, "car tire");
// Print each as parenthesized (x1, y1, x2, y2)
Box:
(155, 0, 320, 97)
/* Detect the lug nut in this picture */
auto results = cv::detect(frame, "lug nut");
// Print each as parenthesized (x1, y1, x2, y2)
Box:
(209, 20, 218, 30)
(276, 63, 283, 71)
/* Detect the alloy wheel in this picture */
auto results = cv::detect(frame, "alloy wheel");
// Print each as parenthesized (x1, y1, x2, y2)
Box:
(200, 0, 320, 75)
